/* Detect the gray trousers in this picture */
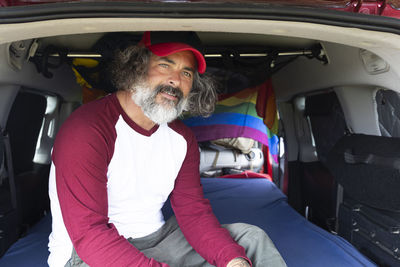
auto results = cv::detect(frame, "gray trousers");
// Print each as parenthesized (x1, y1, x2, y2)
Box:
(66, 216, 286, 267)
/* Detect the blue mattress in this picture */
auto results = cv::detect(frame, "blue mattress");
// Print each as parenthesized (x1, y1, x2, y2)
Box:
(0, 178, 376, 266)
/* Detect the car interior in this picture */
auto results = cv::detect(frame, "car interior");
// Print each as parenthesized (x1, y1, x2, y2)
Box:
(0, 6, 400, 267)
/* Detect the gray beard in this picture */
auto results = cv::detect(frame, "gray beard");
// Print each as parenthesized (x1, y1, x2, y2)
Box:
(131, 83, 188, 125)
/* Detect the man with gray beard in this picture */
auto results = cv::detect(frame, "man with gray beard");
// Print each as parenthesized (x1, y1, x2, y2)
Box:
(48, 31, 286, 267)
(132, 83, 188, 125)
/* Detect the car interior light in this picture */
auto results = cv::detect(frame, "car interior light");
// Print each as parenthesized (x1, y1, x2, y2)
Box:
(359, 49, 390, 74)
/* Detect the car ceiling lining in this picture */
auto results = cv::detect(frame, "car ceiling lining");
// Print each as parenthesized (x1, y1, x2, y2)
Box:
(1, 2, 400, 35)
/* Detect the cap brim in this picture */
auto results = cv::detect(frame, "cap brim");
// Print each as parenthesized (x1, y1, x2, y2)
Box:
(147, 42, 206, 74)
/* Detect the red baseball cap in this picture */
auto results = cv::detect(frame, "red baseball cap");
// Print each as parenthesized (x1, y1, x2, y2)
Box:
(140, 31, 206, 74)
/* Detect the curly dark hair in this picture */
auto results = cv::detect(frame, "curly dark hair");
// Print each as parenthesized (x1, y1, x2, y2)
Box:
(110, 45, 216, 117)
(109, 45, 151, 92)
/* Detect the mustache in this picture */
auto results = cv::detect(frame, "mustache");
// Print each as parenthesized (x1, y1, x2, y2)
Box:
(155, 84, 184, 102)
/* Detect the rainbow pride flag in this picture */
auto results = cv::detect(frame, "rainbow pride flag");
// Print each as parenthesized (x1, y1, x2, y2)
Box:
(182, 79, 279, 163)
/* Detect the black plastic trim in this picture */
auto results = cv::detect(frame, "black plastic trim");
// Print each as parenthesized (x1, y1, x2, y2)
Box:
(0, 2, 400, 35)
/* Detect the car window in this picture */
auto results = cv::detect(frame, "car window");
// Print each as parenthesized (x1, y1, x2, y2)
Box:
(33, 94, 59, 165)
(376, 88, 400, 137)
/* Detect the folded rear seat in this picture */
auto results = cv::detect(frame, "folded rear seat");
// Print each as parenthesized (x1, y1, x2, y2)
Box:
(327, 133, 400, 266)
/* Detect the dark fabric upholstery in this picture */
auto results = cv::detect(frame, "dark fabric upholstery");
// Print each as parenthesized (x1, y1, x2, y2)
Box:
(305, 91, 347, 163)
(6, 91, 46, 175)
(327, 134, 400, 212)
(4, 91, 49, 232)
(302, 91, 346, 230)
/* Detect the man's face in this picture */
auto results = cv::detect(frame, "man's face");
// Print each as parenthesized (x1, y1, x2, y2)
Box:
(147, 50, 196, 103)
(131, 50, 197, 124)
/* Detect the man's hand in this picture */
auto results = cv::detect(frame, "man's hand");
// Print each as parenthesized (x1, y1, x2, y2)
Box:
(226, 257, 251, 267)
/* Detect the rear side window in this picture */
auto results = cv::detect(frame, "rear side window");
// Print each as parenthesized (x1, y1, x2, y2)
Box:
(376, 89, 400, 137)
(33, 94, 59, 164)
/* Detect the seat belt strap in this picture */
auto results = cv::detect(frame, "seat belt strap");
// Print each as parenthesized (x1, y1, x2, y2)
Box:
(1, 128, 17, 210)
